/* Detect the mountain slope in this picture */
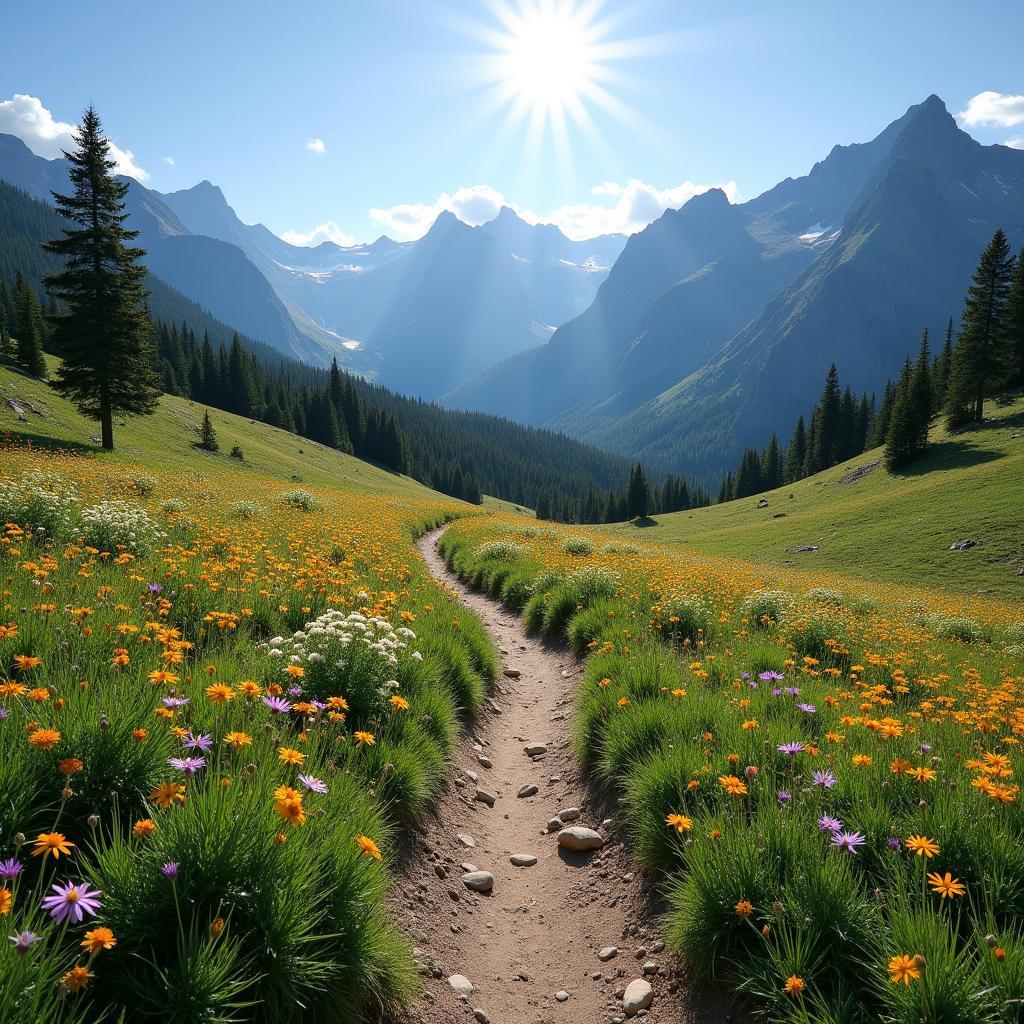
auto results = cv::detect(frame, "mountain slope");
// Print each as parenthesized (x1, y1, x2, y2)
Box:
(450, 96, 1024, 479)
(604, 395, 1024, 600)
(0, 135, 344, 364)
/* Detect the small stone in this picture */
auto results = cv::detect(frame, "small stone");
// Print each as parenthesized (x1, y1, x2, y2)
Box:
(547, 817, 563, 833)
(524, 742, 548, 756)
(558, 826, 604, 852)
(517, 784, 539, 798)
(448, 975, 474, 997)
(473, 1010, 489, 1024)
(503, 668, 521, 679)
(642, 960, 658, 975)
(599, 947, 619, 962)
(510, 853, 537, 867)
(462, 871, 494, 893)
(457, 833, 476, 849)
(477, 755, 492, 769)
(487, 699, 502, 714)
(555, 990, 569, 1002)
(475, 788, 496, 807)
(461, 862, 478, 873)
(557, 807, 580, 822)
(433, 864, 448, 879)
(623, 978, 653, 1016)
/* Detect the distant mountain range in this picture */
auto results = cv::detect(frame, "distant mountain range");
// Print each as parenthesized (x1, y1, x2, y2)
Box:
(3, 95, 1022, 480)
(0, 133, 626, 398)
(449, 96, 1024, 478)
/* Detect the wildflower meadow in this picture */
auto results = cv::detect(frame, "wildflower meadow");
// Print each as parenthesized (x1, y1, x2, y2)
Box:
(440, 516, 1024, 1022)
(0, 444, 496, 1023)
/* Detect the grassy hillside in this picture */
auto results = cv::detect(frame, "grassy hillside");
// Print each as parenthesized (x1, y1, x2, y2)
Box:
(0, 356, 447, 501)
(605, 395, 1024, 600)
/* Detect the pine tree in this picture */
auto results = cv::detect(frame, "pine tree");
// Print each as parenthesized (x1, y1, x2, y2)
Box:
(813, 364, 843, 470)
(761, 433, 783, 490)
(933, 317, 954, 407)
(909, 328, 933, 452)
(42, 106, 159, 448)
(625, 463, 651, 519)
(733, 448, 764, 498)
(14, 273, 46, 377)
(196, 410, 219, 452)
(869, 380, 897, 448)
(1005, 247, 1024, 388)
(785, 415, 807, 482)
(945, 229, 1016, 426)
(226, 335, 256, 417)
(884, 359, 916, 470)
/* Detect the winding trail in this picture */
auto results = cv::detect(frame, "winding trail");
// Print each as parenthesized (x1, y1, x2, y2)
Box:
(390, 528, 740, 1024)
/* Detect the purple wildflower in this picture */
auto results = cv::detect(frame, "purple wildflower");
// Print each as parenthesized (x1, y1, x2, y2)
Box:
(887, 837, 901, 851)
(8, 931, 41, 953)
(161, 696, 190, 708)
(147, 582, 164, 594)
(0, 858, 23, 880)
(785, 686, 801, 696)
(759, 671, 784, 681)
(920, 743, 932, 753)
(818, 814, 843, 832)
(796, 702, 817, 714)
(777, 790, 792, 804)
(771, 688, 783, 696)
(832, 830, 867, 855)
(168, 755, 206, 774)
(298, 774, 328, 794)
(0, 707, 8, 721)
(182, 732, 213, 751)
(812, 770, 837, 789)
(162, 862, 179, 880)
(42, 881, 102, 924)
(262, 695, 292, 715)
(777, 741, 805, 756)
(288, 685, 303, 698)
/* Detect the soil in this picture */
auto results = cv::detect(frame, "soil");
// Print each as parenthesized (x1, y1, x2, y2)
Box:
(388, 528, 745, 1024)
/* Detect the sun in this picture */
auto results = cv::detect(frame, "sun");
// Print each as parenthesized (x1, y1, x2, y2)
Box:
(497, 2, 597, 115)
(469, 0, 640, 149)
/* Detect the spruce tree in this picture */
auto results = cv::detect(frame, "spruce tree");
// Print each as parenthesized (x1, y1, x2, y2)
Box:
(785, 415, 807, 482)
(884, 359, 916, 470)
(945, 229, 1015, 426)
(43, 106, 159, 448)
(1005, 247, 1024, 388)
(933, 317, 954, 408)
(197, 410, 219, 452)
(910, 328, 933, 452)
(813, 364, 843, 470)
(761, 433, 783, 490)
(625, 463, 651, 519)
(14, 274, 47, 377)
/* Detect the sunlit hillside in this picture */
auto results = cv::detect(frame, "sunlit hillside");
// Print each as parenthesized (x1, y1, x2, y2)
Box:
(605, 395, 1024, 601)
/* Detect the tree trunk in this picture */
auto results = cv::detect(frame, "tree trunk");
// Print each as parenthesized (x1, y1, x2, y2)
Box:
(100, 383, 114, 450)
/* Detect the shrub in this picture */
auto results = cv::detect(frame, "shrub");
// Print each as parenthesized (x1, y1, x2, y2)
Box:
(787, 613, 850, 661)
(561, 535, 594, 556)
(229, 445, 244, 460)
(0, 469, 80, 536)
(279, 488, 317, 512)
(76, 499, 166, 552)
(232, 500, 261, 519)
(474, 539, 526, 561)
(805, 586, 845, 607)
(927, 614, 992, 644)
(742, 589, 793, 629)
(159, 498, 186, 515)
(659, 593, 716, 645)
(130, 474, 158, 496)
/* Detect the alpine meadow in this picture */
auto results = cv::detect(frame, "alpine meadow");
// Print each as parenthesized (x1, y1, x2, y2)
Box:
(1, 4, 1023, 1023)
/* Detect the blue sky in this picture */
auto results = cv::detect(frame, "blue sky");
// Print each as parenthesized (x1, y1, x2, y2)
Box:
(2, 0, 1023, 243)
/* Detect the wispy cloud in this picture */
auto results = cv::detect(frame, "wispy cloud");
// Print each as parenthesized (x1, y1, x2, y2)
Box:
(366, 178, 740, 242)
(280, 220, 356, 248)
(162, 155, 176, 165)
(1005, 136, 1023, 150)
(0, 93, 149, 181)
(957, 90, 1024, 128)
(305, 137, 326, 154)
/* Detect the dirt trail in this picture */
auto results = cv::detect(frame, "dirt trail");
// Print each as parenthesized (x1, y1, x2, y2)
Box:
(391, 528, 739, 1024)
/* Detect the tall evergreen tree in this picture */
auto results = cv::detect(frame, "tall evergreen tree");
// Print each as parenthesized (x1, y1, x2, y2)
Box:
(910, 328, 933, 451)
(761, 433, 783, 490)
(813, 364, 843, 470)
(945, 229, 1016, 426)
(933, 317, 954, 408)
(1005, 246, 1024, 388)
(884, 359, 917, 470)
(625, 463, 651, 519)
(14, 272, 47, 377)
(785, 415, 807, 482)
(196, 410, 219, 452)
(42, 106, 159, 448)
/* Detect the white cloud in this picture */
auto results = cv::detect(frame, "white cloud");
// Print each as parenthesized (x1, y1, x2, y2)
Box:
(280, 220, 356, 248)
(540, 178, 742, 239)
(162, 155, 175, 165)
(368, 178, 738, 242)
(1005, 136, 1023, 150)
(957, 91, 1024, 128)
(305, 137, 326, 154)
(0, 93, 149, 181)
(369, 184, 507, 241)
